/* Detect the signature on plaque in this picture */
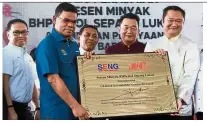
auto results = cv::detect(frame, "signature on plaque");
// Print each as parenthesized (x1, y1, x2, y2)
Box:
(101, 88, 148, 101)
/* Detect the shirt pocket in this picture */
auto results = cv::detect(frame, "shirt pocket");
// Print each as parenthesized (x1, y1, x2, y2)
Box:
(58, 49, 73, 77)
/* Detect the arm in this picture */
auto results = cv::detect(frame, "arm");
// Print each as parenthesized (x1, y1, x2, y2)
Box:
(177, 43, 200, 105)
(32, 83, 40, 120)
(144, 41, 159, 52)
(31, 59, 40, 109)
(3, 74, 18, 120)
(145, 41, 167, 55)
(47, 74, 79, 108)
(47, 74, 89, 119)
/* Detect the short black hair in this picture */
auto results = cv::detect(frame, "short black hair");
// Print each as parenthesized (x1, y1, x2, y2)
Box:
(162, 5, 185, 21)
(30, 48, 36, 61)
(119, 13, 140, 27)
(78, 25, 99, 35)
(7, 19, 28, 31)
(55, 2, 77, 17)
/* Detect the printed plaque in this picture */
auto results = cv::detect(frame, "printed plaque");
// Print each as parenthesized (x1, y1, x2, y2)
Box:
(77, 53, 178, 118)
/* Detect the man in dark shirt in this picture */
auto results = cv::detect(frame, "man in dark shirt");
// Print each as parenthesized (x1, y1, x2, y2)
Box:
(105, 13, 146, 54)
(104, 13, 149, 120)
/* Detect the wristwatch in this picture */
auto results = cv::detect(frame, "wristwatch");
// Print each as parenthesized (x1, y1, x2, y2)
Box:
(35, 107, 40, 111)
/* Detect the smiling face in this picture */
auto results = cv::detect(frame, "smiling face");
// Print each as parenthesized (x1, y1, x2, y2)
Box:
(78, 27, 99, 51)
(53, 11, 77, 39)
(163, 10, 184, 39)
(7, 22, 28, 47)
(119, 18, 139, 46)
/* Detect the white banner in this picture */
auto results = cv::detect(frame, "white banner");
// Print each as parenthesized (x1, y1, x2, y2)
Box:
(3, 2, 203, 54)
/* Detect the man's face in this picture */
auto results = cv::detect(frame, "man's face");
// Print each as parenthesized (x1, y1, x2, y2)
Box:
(163, 10, 184, 38)
(78, 28, 99, 51)
(53, 11, 77, 39)
(119, 18, 139, 44)
(7, 22, 28, 47)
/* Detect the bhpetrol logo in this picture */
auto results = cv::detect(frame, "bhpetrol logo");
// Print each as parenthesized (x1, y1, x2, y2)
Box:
(97, 64, 119, 71)
(129, 62, 148, 71)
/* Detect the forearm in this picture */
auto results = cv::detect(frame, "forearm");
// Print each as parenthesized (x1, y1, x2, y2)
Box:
(3, 74, 13, 106)
(32, 84, 40, 108)
(177, 79, 196, 104)
(47, 74, 78, 108)
(177, 66, 199, 104)
(178, 44, 200, 104)
(3, 74, 17, 119)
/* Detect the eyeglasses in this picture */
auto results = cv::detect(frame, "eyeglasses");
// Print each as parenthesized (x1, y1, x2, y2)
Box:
(122, 26, 138, 32)
(12, 30, 29, 36)
(57, 16, 76, 24)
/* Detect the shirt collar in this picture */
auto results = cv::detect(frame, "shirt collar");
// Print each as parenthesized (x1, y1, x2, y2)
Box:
(8, 42, 27, 55)
(163, 34, 181, 42)
(121, 40, 138, 48)
(51, 28, 77, 44)
(8, 42, 27, 51)
(79, 47, 95, 55)
(51, 28, 65, 42)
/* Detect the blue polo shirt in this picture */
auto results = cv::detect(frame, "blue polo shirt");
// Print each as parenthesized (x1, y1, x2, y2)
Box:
(36, 28, 80, 119)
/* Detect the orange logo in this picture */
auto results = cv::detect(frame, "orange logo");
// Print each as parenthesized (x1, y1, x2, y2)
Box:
(129, 62, 147, 71)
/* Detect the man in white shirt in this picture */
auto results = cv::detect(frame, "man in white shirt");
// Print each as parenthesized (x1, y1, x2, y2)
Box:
(78, 25, 99, 55)
(194, 49, 203, 120)
(3, 19, 40, 120)
(145, 6, 200, 120)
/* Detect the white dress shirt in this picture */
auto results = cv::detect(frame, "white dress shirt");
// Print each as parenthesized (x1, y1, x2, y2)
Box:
(145, 35, 200, 116)
(3, 43, 35, 103)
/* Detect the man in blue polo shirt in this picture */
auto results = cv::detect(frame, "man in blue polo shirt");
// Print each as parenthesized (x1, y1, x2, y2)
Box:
(36, 2, 89, 120)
